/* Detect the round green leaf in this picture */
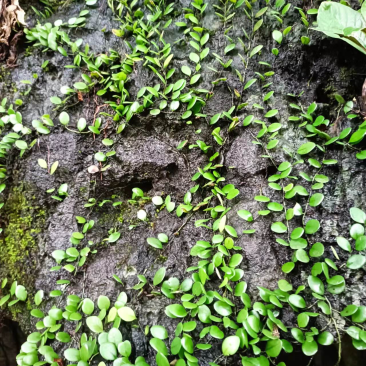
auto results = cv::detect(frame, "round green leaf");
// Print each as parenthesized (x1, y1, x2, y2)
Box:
(347, 255, 366, 269)
(350, 224, 365, 240)
(278, 279, 292, 292)
(151, 325, 168, 340)
(15, 140, 28, 150)
(214, 301, 232, 316)
(118, 340, 131, 357)
(165, 304, 187, 318)
(152, 196, 164, 205)
(268, 202, 283, 212)
(237, 210, 253, 221)
(222, 336, 240, 356)
(56, 332, 71, 343)
(309, 193, 324, 207)
(64, 348, 80, 362)
(15, 285, 27, 301)
(265, 339, 282, 357)
(150, 337, 168, 355)
(341, 304, 358, 317)
(86, 316, 103, 333)
(302, 340, 318, 356)
(305, 219, 320, 234)
(272, 30, 283, 44)
(156, 352, 170, 366)
(282, 262, 295, 273)
(355, 236, 366, 251)
(170, 100, 180, 111)
(100, 342, 117, 361)
(181, 65, 191, 76)
(307, 275, 324, 295)
(297, 313, 309, 328)
(350, 207, 366, 224)
(352, 306, 366, 323)
(291, 227, 304, 239)
(59, 111, 70, 125)
(309, 242, 324, 257)
(271, 222, 287, 233)
(118, 307, 136, 322)
(289, 294, 306, 308)
(98, 295, 110, 310)
(108, 328, 122, 345)
(27, 332, 41, 343)
(317, 331, 334, 346)
(108, 232, 120, 243)
(150, 109, 161, 116)
(296, 249, 309, 263)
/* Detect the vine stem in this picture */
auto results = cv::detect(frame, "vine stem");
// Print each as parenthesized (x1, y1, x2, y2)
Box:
(325, 297, 342, 366)
(301, 164, 324, 227)
(249, 131, 291, 241)
(235, 9, 254, 110)
(174, 213, 194, 237)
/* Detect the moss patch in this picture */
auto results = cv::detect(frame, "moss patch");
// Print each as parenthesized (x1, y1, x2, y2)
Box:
(0, 184, 46, 290)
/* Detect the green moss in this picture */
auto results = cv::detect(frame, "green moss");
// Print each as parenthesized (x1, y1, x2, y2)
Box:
(340, 66, 353, 81)
(97, 202, 129, 225)
(24, 46, 35, 57)
(0, 65, 10, 82)
(79, 186, 89, 200)
(158, 255, 168, 263)
(324, 84, 336, 94)
(0, 184, 46, 289)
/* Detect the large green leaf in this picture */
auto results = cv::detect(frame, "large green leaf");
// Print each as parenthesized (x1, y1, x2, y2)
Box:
(315, 2, 366, 55)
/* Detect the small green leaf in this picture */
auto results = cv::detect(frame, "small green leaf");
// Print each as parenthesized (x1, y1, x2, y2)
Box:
(350, 207, 366, 224)
(336, 237, 352, 252)
(305, 219, 320, 234)
(309, 193, 324, 207)
(190, 74, 201, 85)
(297, 142, 316, 155)
(272, 30, 283, 44)
(151, 325, 168, 340)
(317, 331, 334, 346)
(153, 267, 166, 286)
(341, 304, 358, 317)
(118, 307, 136, 322)
(271, 222, 287, 233)
(347, 255, 366, 269)
(302, 340, 318, 356)
(266, 339, 282, 357)
(249, 45, 263, 58)
(289, 294, 306, 308)
(181, 65, 191, 76)
(244, 79, 257, 90)
(147, 237, 163, 249)
(86, 316, 103, 333)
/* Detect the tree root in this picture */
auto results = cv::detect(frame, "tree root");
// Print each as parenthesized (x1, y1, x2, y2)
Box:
(0, 0, 26, 66)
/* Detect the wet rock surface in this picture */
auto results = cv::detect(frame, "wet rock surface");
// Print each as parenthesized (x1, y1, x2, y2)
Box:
(1, 0, 366, 365)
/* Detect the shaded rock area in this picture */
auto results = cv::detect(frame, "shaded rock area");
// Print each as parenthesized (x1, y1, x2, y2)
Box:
(0, 318, 26, 366)
(1, 0, 366, 365)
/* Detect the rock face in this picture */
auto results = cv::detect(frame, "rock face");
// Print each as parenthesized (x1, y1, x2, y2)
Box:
(1, 0, 366, 365)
